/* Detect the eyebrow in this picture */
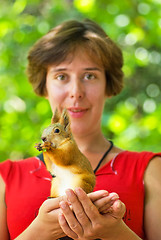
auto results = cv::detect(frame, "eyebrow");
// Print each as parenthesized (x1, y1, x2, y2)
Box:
(50, 67, 102, 73)
(84, 67, 102, 71)
(51, 68, 66, 72)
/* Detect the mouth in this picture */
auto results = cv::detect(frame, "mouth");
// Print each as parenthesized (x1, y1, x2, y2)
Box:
(67, 107, 88, 118)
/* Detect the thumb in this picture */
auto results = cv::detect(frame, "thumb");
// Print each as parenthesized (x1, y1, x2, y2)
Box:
(40, 195, 67, 212)
(110, 200, 126, 219)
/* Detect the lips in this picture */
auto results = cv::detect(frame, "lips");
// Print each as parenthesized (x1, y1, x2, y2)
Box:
(67, 107, 88, 118)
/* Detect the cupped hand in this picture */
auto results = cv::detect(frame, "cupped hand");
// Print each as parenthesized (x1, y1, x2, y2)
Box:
(34, 196, 67, 240)
(87, 190, 120, 214)
(58, 188, 126, 240)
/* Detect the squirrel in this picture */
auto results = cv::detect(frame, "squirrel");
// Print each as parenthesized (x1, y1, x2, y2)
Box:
(35, 108, 96, 198)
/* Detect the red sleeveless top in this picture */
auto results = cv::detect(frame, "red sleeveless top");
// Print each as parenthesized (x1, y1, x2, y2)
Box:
(0, 151, 161, 239)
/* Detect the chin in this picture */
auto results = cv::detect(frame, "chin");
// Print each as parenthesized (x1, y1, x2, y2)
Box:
(71, 123, 86, 136)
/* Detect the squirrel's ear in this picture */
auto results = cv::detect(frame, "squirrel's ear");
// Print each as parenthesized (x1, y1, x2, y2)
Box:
(51, 108, 60, 124)
(59, 108, 70, 130)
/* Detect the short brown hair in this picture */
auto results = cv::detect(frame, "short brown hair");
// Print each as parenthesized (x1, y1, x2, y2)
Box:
(27, 19, 124, 97)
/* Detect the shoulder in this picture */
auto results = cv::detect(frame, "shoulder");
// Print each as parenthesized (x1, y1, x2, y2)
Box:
(114, 150, 161, 177)
(143, 156, 161, 239)
(119, 149, 161, 159)
(0, 174, 10, 240)
(144, 155, 161, 195)
(117, 150, 161, 165)
(0, 157, 39, 182)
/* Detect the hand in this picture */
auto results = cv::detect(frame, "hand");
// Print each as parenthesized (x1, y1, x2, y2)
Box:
(33, 196, 67, 240)
(88, 190, 120, 214)
(58, 188, 126, 240)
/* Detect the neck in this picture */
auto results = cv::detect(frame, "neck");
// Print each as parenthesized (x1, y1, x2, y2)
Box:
(73, 129, 109, 155)
(73, 130, 112, 170)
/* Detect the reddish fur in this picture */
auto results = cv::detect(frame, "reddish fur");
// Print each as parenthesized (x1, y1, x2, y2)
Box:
(36, 109, 96, 197)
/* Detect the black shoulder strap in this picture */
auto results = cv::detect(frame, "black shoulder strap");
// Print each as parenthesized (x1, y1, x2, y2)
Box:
(37, 153, 45, 165)
(94, 140, 113, 173)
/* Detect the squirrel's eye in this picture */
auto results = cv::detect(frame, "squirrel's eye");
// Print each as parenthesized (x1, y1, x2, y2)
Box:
(54, 128, 60, 133)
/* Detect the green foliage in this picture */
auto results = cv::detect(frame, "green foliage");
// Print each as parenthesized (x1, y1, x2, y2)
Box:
(0, 0, 161, 161)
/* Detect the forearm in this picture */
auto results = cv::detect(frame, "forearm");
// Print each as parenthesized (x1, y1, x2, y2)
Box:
(14, 222, 41, 240)
(14, 197, 68, 240)
(14, 218, 64, 240)
(102, 220, 142, 240)
(14, 219, 51, 240)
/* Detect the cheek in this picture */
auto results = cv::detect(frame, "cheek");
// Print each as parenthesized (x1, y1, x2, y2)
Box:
(46, 84, 66, 110)
(88, 85, 106, 103)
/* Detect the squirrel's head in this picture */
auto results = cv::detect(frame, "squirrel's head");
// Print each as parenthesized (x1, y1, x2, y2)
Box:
(41, 108, 73, 148)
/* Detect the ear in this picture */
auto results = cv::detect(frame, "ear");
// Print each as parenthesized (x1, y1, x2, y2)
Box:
(59, 108, 70, 130)
(51, 108, 60, 124)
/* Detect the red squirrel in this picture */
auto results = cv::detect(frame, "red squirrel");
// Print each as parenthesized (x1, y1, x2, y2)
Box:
(36, 108, 96, 198)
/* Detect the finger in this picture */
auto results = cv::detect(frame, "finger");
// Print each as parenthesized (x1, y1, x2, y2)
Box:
(41, 195, 67, 212)
(109, 192, 119, 200)
(109, 200, 126, 219)
(98, 203, 114, 214)
(93, 192, 119, 210)
(75, 187, 100, 221)
(59, 200, 84, 236)
(87, 190, 109, 202)
(95, 193, 119, 213)
(58, 212, 78, 239)
(100, 206, 114, 214)
(65, 189, 90, 228)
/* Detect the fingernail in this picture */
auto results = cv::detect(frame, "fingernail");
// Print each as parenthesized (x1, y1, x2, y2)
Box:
(102, 192, 109, 197)
(75, 187, 83, 196)
(111, 196, 119, 201)
(65, 189, 73, 202)
(60, 201, 67, 209)
(110, 193, 119, 201)
(115, 200, 122, 210)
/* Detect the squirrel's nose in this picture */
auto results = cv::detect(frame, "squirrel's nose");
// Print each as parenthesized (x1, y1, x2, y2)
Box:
(41, 137, 47, 142)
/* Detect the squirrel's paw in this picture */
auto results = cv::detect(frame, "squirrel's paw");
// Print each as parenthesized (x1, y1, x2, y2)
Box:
(35, 142, 53, 151)
(35, 143, 43, 151)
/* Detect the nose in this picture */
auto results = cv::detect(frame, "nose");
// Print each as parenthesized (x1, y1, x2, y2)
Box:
(41, 137, 47, 142)
(70, 79, 85, 99)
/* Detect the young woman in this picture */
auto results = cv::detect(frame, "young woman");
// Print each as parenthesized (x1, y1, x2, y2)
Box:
(0, 19, 161, 240)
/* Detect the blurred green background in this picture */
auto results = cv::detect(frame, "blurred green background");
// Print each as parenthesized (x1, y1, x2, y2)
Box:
(0, 0, 161, 161)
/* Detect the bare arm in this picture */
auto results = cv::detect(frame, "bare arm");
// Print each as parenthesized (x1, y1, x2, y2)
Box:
(144, 156, 161, 240)
(0, 176, 66, 240)
(14, 197, 66, 240)
(0, 175, 10, 240)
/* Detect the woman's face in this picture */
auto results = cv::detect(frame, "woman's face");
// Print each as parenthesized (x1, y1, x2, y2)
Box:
(46, 49, 107, 137)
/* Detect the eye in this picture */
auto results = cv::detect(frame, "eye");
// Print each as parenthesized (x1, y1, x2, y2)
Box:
(84, 73, 95, 81)
(56, 74, 67, 81)
(54, 128, 60, 133)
